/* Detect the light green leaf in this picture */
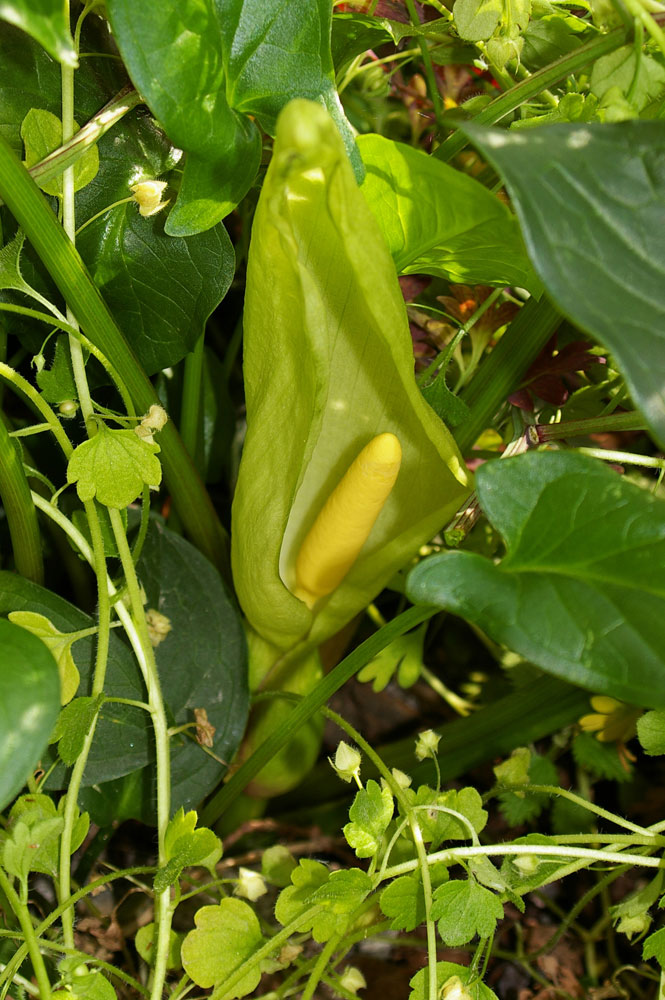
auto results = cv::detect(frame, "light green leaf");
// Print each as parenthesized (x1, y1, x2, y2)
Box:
(36, 336, 77, 404)
(454, 0, 504, 39)
(231, 100, 471, 653)
(0, 618, 60, 810)
(60, 972, 117, 1000)
(0, 0, 76, 65)
(432, 879, 504, 945)
(637, 711, 665, 756)
(0, 231, 33, 295)
(644, 926, 665, 967)
(67, 423, 161, 509)
(380, 874, 427, 931)
(135, 922, 183, 969)
(461, 121, 665, 449)
(262, 845, 297, 887)
(3, 793, 88, 880)
(274, 859, 330, 931)
(21, 108, 99, 196)
(406, 785, 487, 848)
(8, 610, 81, 704)
(494, 747, 531, 787)
(155, 807, 222, 892)
(358, 626, 425, 692)
(590, 46, 665, 113)
(344, 779, 394, 858)
(358, 133, 537, 290)
(181, 898, 264, 992)
(410, 962, 499, 1000)
(407, 451, 665, 708)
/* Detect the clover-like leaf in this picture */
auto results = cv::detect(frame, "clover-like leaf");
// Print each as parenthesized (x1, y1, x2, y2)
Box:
(155, 807, 222, 892)
(344, 780, 394, 859)
(67, 423, 162, 509)
(181, 898, 264, 993)
(405, 785, 487, 849)
(432, 879, 504, 945)
(8, 611, 81, 704)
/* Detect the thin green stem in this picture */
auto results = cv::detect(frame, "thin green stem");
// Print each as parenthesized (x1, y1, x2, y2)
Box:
(495, 783, 656, 837)
(0, 363, 72, 456)
(534, 410, 646, 441)
(405, 0, 445, 123)
(108, 506, 172, 1000)
(75, 196, 134, 235)
(180, 332, 205, 469)
(0, 869, 51, 1000)
(0, 416, 43, 582)
(572, 446, 665, 470)
(435, 26, 629, 163)
(621, 0, 665, 55)
(58, 500, 110, 950)
(302, 932, 343, 1000)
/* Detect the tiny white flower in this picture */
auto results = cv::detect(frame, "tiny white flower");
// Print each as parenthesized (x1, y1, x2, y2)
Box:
(131, 179, 169, 217)
(235, 867, 267, 901)
(329, 741, 362, 783)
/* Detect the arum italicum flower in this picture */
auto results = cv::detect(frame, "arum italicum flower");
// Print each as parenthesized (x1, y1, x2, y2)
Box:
(231, 99, 470, 795)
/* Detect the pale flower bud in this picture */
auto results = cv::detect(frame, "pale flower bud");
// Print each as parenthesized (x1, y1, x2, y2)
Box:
(235, 867, 267, 901)
(329, 741, 362, 783)
(391, 767, 412, 789)
(415, 729, 441, 761)
(131, 179, 169, 217)
(441, 975, 473, 1000)
(339, 966, 367, 994)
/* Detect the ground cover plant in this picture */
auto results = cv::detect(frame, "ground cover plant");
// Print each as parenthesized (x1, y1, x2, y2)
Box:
(1, 0, 665, 997)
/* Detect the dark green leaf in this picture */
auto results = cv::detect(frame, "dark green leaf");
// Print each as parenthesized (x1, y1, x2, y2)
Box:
(637, 710, 665, 756)
(462, 121, 665, 448)
(572, 731, 632, 780)
(36, 336, 77, 403)
(50, 695, 105, 766)
(358, 134, 537, 290)
(0, 0, 76, 66)
(0, 619, 60, 810)
(407, 451, 665, 708)
(432, 879, 504, 945)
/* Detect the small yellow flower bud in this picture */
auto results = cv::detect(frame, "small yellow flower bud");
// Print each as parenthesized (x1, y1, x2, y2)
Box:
(441, 975, 473, 1000)
(340, 966, 367, 994)
(415, 729, 441, 761)
(235, 867, 267, 901)
(329, 740, 362, 783)
(145, 608, 172, 648)
(131, 179, 169, 217)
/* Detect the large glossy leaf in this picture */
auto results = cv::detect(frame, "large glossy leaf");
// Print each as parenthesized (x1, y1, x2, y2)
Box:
(107, 0, 359, 235)
(231, 100, 471, 653)
(0, 0, 76, 66)
(0, 24, 235, 374)
(0, 523, 248, 812)
(462, 121, 665, 448)
(0, 617, 60, 810)
(407, 451, 665, 709)
(358, 134, 538, 290)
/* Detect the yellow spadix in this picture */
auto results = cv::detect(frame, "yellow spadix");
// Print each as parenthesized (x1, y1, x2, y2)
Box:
(293, 433, 402, 608)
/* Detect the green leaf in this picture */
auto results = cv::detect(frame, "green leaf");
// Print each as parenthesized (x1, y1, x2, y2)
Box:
(643, 926, 665, 967)
(407, 451, 665, 709)
(432, 879, 504, 945)
(262, 845, 297, 887)
(637, 711, 665, 756)
(380, 874, 427, 932)
(497, 753, 559, 825)
(274, 859, 330, 931)
(67, 423, 162, 509)
(0, 0, 76, 66)
(357, 626, 425, 692)
(406, 785, 488, 848)
(181, 898, 264, 993)
(611, 871, 663, 940)
(36, 336, 77, 404)
(49, 695, 105, 766)
(410, 962, 499, 1000)
(572, 731, 632, 781)
(59, 972, 117, 1000)
(358, 134, 537, 290)
(344, 779, 394, 858)
(454, 0, 504, 40)
(8, 610, 81, 704)
(501, 833, 578, 894)
(590, 46, 665, 113)
(135, 922, 183, 970)
(2, 793, 87, 880)
(231, 100, 471, 653)
(155, 808, 222, 892)
(0, 618, 60, 811)
(462, 121, 665, 449)
(21, 108, 99, 196)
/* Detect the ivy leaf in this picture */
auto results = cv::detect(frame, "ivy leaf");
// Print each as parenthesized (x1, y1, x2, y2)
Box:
(344, 780, 394, 858)
(407, 451, 665, 709)
(307, 869, 374, 942)
(67, 423, 162, 509)
(21, 108, 99, 196)
(274, 859, 329, 931)
(154, 808, 222, 892)
(406, 785, 487, 849)
(8, 610, 81, 705)
(643, 926, 665, 967)
(432, 879, 504, 945)
(49, 695, 105, 766)
(181, 898, 264, 993)
(637, 711, 665, 756)
(380, 874, 427, 931)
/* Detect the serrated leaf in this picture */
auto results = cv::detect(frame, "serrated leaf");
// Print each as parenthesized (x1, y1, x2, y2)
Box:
(358, 134, 537, 290)
(410, 962, 499, 1000)
(590, 47, 665, 113)
(380, 874, 426, 931)
(8, 610, 81, 705)
(572, 731, 632, 781)
(0, 0, 76, 65)
(407, 785, 487, 849)
(454, 0, 503, 39)
(344, 780, 394, 858)
(154, 808, 222, 892)
(407, 451, 665, 709)
(497, 753, 558, 826)
(21, 108, 98, 196)
(67, 423, 161, 509)
(3, 793, 88, 880)
(274, 859, 329, 932)
(643, 925, 665, 966)
(462, 121, 665, 449)
(432, 879, 504, 945)
(49, 695, 105, 766)
(181, 898, 264, 992)
(0, 618, 60, 810)
(60, 973, 116, 1000)
(637, 711, 665, 756)
(421, 372, 471, 429)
